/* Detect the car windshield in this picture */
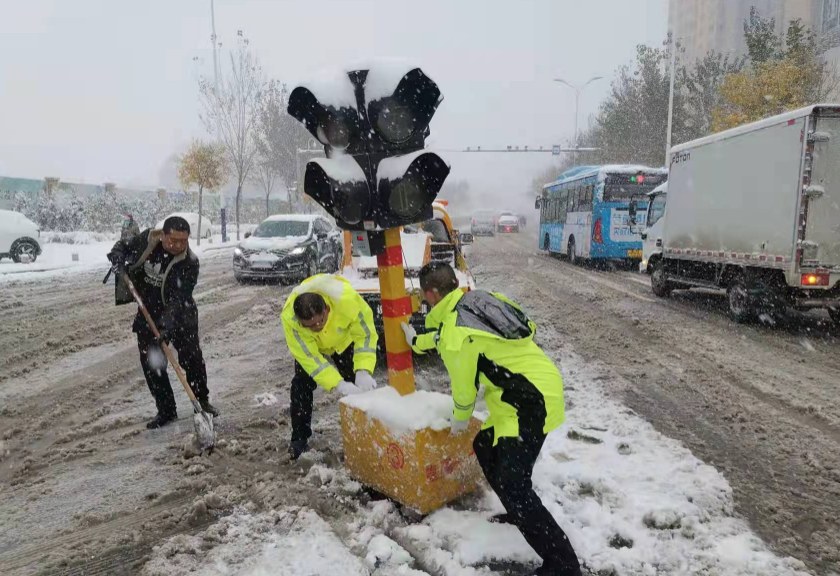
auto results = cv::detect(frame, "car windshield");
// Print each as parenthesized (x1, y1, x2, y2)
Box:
(253, 220, 310, 238)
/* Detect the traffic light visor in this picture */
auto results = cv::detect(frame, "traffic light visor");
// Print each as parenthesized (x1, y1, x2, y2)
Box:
(366, 68, 442, 144)
(288, 84, 359, 151)
(305, 157, 371, 225)
(377, 151, 450, 225)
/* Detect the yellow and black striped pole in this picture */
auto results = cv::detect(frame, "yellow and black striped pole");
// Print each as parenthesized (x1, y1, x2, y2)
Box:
(375, 228, 415, 395)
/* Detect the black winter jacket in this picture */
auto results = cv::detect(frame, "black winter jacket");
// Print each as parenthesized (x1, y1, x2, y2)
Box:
(109, 229, 200, 331)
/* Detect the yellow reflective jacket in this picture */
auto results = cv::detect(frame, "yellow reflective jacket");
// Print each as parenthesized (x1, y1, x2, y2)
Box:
(281, 274, 378, 390)
(413, 289, 564, 445)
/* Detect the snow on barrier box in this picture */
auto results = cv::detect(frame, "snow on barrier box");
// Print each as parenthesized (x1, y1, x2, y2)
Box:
(340, 387, 483, 514)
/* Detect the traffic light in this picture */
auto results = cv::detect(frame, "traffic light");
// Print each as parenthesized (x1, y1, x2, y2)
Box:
(287, 64, 450, 230)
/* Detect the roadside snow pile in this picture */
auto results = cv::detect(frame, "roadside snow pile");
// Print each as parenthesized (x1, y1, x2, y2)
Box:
(392, 350, 811, 576)
(42, 231, 117, 244)
(143, 507, 368, 576)
(0, 238, 112, 281)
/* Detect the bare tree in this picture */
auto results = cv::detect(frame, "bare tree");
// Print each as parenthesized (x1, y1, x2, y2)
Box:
(250, 157, 279, 218)
(198, 32, 264, 240)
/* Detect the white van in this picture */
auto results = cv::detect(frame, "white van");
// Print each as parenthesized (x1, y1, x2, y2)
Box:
(0, 209, 42, 263)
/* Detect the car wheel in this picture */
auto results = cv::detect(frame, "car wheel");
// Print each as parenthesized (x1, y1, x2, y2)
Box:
(829, 306, 840, 326)
(234, 273, 246, 285)
(727, 273, 754, 323)
(12, 239, 39, 263)
(307, 256, 318, 278)
(567, 238, 576, 265)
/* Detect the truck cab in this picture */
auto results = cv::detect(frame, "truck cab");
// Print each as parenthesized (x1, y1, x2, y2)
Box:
(639, 182, 668, 275)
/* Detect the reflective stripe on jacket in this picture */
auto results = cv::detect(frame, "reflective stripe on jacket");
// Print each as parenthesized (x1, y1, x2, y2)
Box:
(281, 274, 378, 390)
(423, 289, 565, 445)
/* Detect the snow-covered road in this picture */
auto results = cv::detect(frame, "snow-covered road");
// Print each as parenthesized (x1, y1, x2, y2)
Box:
(0, 230, 837, 575)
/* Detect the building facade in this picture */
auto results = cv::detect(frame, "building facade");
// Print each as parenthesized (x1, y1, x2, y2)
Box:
(667, 0, 826, 64)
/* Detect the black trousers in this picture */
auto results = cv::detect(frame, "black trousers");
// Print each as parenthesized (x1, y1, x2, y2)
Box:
(290, 345, 355, 443)
(473, 425, 580, 573)
(136, 322, 209, 418)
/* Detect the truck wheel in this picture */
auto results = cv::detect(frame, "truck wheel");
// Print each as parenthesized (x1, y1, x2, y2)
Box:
(567, 238, 577, 265)
(650, 260, 672, 297)
(829, 307, 840, 326)
(543, 234, 550, 251)
(727, 274, 754, 323)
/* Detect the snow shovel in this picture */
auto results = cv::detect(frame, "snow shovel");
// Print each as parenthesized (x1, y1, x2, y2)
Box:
(122, 275, 216, 454)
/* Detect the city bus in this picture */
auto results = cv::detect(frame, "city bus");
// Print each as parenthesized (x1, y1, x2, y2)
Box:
(536, 165, 667, 264)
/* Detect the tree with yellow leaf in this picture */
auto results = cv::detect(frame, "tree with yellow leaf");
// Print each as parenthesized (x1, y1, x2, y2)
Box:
(178, 139, 228, 245)
(712, 11, 838, 132)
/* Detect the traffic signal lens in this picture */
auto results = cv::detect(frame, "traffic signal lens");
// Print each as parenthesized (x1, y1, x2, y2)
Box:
(316, 116, 351, 149)
(375, 100, 415, 143)
(334, 182, 372, 225)
(389, 179, 425, 219)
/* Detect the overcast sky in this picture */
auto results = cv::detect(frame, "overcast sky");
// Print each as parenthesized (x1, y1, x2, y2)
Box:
(0, 0, 667, 201)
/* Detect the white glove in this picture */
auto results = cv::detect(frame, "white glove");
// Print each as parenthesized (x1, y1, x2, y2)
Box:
(449, 413, 470, 436)
(401, 322, 416, 346)
(335, 381, 362, 396)
(355, 370, 378, 392)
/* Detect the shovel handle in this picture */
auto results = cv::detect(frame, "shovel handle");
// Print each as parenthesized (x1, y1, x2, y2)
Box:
(122, 276, 201, 408)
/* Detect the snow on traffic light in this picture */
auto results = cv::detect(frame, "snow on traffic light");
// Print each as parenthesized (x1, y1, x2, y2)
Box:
(287, 62, 450, 230)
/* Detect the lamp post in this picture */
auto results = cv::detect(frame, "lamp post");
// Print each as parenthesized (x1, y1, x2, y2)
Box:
(553, 76, 603, 166)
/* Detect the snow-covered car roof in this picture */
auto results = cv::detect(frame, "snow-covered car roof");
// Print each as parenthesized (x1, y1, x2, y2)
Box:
(263, 214, 321, 223)
(499, 215, 518, 222)
(647, 182, 668, 196)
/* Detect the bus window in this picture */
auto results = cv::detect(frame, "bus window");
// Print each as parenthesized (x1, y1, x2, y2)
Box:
(559, 190, 568, 221)
(571, 186, 580, 212)
(579, 185, 593, 211)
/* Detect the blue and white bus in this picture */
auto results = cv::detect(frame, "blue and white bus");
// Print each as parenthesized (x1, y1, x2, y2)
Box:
(536, 165, 667, 264)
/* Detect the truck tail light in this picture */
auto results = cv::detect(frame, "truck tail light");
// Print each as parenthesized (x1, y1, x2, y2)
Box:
(801, 272, 829, 286)
(593, 219, 603, 244)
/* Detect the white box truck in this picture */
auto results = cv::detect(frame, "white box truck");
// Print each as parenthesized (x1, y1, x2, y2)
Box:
(633, 104, 840, 324)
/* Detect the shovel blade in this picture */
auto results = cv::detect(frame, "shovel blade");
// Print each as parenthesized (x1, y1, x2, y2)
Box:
(193, 411, 215, 454)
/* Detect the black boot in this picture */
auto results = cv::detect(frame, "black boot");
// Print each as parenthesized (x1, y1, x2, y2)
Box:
(489, 512, 512, 524)
(199, 400, 220, 417)
(288, 439, 309, 460)
(146, 412, 177, 429)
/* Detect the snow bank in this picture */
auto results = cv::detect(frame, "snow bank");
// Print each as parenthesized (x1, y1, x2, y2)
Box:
(340, 387, 453, 434)
(0, 239, 113, 282)
(394, 350, 811, 576)
(42, 231, 117, 244)
(143, 507, 367, 576)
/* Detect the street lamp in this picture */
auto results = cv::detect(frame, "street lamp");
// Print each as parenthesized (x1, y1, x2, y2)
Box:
(553, 75, 603, 165)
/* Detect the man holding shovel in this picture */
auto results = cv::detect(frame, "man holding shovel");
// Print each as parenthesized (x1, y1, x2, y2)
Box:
(401, 262, 581, 576)
(107, 216, 219, 429)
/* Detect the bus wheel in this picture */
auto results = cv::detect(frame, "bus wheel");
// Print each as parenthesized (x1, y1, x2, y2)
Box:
(567, 238, 577, 265)
(543, 233, 550, 251)
(650, 260, 672, 297)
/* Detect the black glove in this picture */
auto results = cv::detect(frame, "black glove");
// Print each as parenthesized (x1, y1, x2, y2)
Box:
(107, 247, 126, 276)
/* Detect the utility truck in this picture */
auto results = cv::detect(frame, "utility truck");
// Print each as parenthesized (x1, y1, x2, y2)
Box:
(633, 104, 840, 324)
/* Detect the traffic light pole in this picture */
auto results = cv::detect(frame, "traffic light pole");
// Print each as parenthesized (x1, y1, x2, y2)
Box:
(375, 228, 415, 396)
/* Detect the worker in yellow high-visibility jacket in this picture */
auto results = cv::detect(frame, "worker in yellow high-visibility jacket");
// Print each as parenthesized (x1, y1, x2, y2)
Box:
(401, 262, 580, 576)
(282, 274, 379, 459)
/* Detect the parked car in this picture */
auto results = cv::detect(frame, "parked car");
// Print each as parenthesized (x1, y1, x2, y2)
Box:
(0, 209, 42, 263)
(233, 215, 342, 283)
(471, 209, 496, 236)
(155, 212, 213, 241)
(497, 214, 520, 233)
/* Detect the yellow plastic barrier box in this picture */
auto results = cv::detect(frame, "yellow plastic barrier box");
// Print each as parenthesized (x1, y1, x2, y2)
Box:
(340, 387, 483, 514)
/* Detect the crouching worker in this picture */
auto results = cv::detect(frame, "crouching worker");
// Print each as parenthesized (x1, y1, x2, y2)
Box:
(281, 274, 379, 460)
(107, 216, 218, 430)
(401, 262, 581, 576)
